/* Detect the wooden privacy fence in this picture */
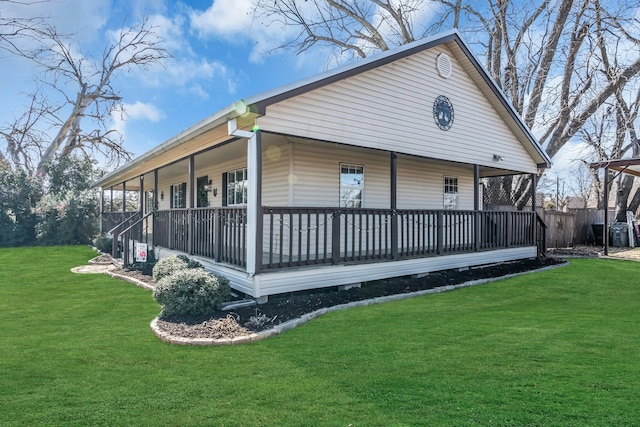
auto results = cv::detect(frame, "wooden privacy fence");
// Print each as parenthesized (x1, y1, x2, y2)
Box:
(537, 208, 615, 248)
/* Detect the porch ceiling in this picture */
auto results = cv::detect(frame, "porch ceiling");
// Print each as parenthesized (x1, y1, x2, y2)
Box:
(95, 112, 256, 189)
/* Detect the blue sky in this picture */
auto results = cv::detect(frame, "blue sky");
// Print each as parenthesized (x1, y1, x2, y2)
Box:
(0, 0, 367, 159)
(0, 0, 603, 181)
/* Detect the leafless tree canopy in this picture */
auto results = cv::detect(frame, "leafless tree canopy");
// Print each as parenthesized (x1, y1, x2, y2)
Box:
(0, 9, 171, 175)
(254, 0, 434, 62)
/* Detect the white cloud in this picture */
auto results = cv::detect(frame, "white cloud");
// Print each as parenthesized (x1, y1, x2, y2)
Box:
(111, 101, 164, 139)
(189, 0, 255, 36)
(105, 11, 239, 100)
(125, 101, 164, 121)
(1, 0, 111, 45)
(188, 0, 291, 64)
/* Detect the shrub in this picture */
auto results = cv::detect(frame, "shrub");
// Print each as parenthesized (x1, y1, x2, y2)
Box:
(176, 254, 204, 269)
(93, 235, 113, 253)
(152, 255, 189, 282)
(153, 269, 231, 317)
(152, 254, 205, 281)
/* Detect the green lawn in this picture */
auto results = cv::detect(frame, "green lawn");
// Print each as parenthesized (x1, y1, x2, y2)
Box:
(1, 246, 639, 426)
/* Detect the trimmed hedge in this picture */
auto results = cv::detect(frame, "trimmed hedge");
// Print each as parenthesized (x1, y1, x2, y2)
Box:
(152, 255, 206, 282)
(152, 256, 189, 282)
(153, 268, 231, 317)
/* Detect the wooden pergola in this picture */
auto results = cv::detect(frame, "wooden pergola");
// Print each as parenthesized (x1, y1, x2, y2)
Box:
(590, 157, 640, 255)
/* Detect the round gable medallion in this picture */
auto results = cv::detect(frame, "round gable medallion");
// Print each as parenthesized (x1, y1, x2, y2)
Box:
(433, 95, 454, 131)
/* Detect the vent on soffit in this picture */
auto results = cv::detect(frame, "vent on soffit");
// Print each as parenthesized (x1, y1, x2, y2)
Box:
(436, 53, 452, 78)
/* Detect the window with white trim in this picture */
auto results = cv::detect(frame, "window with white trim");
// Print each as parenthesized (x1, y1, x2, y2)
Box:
(444, 176, 458, 210)
(340, 163, 364, 208)
(171, 183, 186, 209)
(224, 167, 247, 206)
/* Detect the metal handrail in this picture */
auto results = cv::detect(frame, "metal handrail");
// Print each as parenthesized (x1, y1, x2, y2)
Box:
(107, 212, 140, 235)
(119, 211, 154, 235)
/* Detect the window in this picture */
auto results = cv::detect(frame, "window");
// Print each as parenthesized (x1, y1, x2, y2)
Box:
(145, 190, 155, 213)
(171, 183, 186, 209)
(444, 176, 458, 210)
(340, 163, 364, 208)
(224, 168, 247, 206)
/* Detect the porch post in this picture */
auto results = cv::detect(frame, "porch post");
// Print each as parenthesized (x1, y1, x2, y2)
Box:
(246, 130, 263, 275)
(390, 152, 398, 260)
(474, 164, 480, 252)
(154, 169, 159, 210)
(138, 175, 145, 243)
(188, 154, 195, 254)
(530, 173, 537, 212)
(531, 172, 537, 246)
(110, 187, 114, 212)
(99, 189, 104, 234)
(153, 168, 159, 249)
(122, 182, 126, 212)
(604, 167, 610, 255)
(139, 175, 144, 213)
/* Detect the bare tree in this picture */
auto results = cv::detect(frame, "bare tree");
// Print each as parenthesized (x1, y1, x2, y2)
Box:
(0, 15, 171, 174)
(253, 0, 429, 62)
(0, 0, 48, 54)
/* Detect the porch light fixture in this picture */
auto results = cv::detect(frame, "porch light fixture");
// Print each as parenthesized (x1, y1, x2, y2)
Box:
(493, 154, 504, 162)
(160, 190, 164, 200)
(203, 180, 217, 197)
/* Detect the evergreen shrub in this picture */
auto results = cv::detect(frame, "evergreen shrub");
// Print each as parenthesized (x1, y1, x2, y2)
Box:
(153, 269, 231, 317)
(93, 235, 113, 253)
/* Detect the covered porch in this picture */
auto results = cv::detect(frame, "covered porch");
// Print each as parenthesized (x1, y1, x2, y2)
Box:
(98, 130, 546, 299)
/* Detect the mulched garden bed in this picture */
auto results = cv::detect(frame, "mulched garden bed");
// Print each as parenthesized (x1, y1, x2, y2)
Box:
(149, 257, 563, 339)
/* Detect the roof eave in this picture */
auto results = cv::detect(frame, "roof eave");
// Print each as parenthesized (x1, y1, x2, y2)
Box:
(93, 101, 248, 188)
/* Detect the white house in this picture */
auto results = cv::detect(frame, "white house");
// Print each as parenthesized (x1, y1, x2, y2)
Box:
(95, 30, 551, 301)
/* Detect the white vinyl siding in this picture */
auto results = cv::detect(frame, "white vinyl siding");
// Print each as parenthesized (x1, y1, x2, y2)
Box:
(396, 156, 474, 210)
(288, 140, 389, 208)
(256, 46, 538, 174)
(154, 138, 477, 211)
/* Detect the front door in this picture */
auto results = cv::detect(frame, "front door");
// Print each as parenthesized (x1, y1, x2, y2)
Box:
(196, 176, 209, 208)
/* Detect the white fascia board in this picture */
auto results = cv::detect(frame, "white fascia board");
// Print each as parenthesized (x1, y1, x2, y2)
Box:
(93, 101, 247, 188)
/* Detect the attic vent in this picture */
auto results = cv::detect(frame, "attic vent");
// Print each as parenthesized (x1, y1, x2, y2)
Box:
(436, 53, 452, 78)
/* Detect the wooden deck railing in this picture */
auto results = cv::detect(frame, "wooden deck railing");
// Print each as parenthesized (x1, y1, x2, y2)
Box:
(116, 207, 542, 271)
(261, 208, 538, 271)
(153, 208, 247, 268)
(105, 211, 140, 258)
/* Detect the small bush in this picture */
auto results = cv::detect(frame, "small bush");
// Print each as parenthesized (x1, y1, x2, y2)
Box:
(176, 254, 203, 269)
(152, 255, 189, 282)
(93, 235, 113, 253)
(152, 255, 204, 282)
(153, 269, 231, 317)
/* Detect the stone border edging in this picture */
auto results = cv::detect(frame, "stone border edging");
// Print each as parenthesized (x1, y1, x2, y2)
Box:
(149, 261, 569, 346)
(105, 270, 155, 291)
